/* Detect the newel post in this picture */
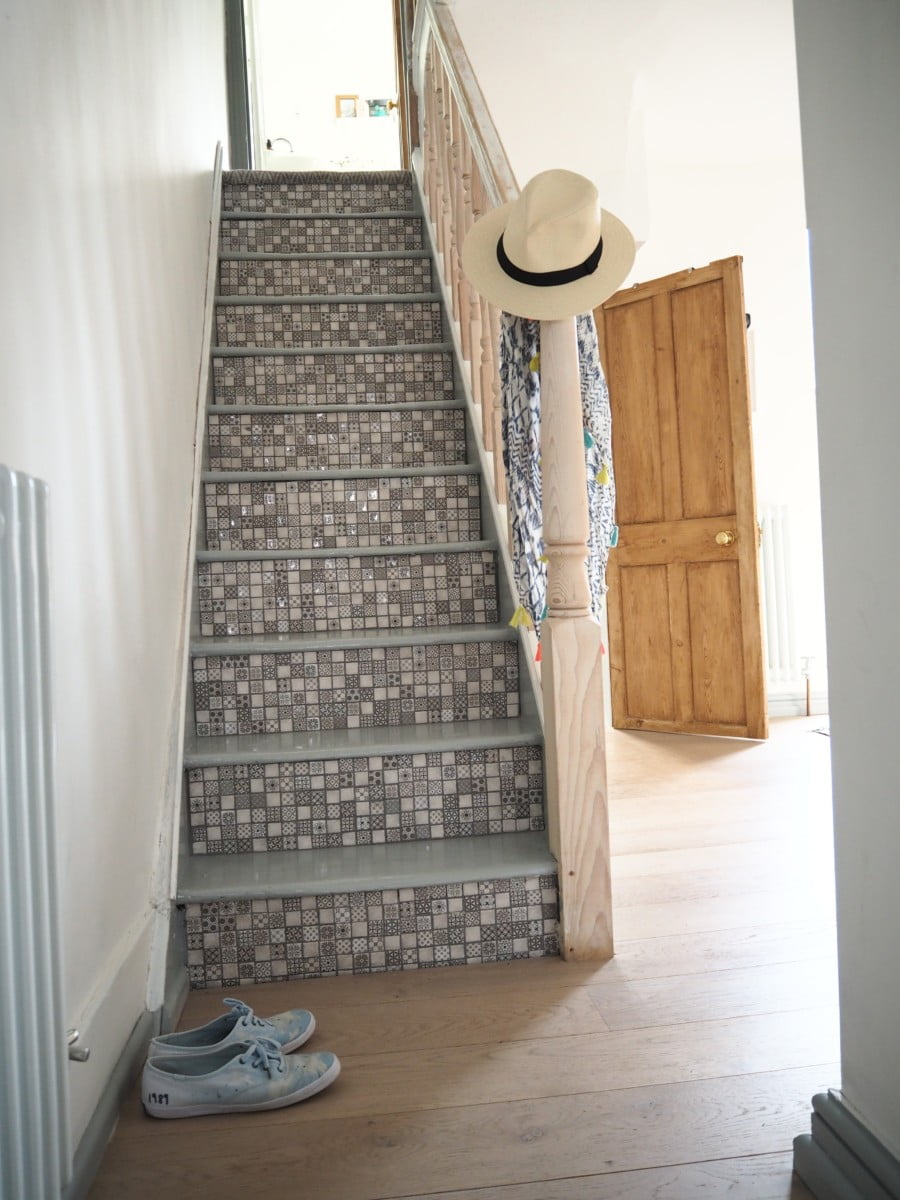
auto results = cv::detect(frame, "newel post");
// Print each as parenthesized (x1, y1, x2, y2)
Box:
(540, 318, 613, 961)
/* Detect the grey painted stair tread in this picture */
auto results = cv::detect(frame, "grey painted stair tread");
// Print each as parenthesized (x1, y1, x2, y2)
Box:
(182, 715, 543, 767)
(219, 210, 420, 221)
(206, 400, 465, 414)
(195, 539, 497, 562)
(218, 250, 431, 260)
(177, 831, 556, 901)
(222, 168, 411, 178)
(214, 293, 440, 305)
(202, 463, 479, 482)
(212, 342, 452, 356)
(191, 623, 517, 655)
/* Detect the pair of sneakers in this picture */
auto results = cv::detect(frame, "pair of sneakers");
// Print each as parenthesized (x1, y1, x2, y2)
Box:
(142, 997, 340, 1119)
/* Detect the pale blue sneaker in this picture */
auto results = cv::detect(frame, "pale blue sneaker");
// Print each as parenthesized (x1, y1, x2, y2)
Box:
(142, 1037, 340, 1118)
(148, 997, 315, 1057)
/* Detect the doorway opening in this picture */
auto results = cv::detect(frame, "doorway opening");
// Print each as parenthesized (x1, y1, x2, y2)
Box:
(244, 0, 402, 172)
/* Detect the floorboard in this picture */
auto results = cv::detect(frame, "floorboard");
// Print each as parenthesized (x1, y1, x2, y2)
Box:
(89, 717, 836, 1200)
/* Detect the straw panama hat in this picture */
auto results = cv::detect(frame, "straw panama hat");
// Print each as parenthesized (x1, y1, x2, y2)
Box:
(461, 168, 636, 320)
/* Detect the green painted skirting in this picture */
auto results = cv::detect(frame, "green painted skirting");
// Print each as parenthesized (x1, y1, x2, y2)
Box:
(794, 1090, 900, 1200)
(63, 1009, 156, 1200)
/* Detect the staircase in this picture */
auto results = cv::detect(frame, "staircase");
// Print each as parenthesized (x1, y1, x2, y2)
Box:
(177, 170, 559, 988)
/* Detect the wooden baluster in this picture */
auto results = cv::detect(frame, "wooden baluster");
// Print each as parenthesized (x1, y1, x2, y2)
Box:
(444, 86, 457, 318)
(488, 303, 506, 508)
(539, 317, 613, 961)
(479, 294, 494, 453)
(448, 99, 468, 343)
(460, 143, 480, 410)
(472, 170, 495, 454)
(423, 50, 439, 226)
(438, 66, 455, 286)
(432, 81, 447, 265)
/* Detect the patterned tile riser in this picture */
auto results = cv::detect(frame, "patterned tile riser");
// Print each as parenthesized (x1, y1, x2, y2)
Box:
(222, 172, 414, 214)
(217, 257, 433, 297)
(206, 409, 466, 473)
(185, 874, 559, 987)
(220, 217, 423, 255)
(215, 301, 442, 350)
(188, 745, 545, 855)
(196, 551, 498, 638)
(204, 474, 482, 552)
(212, 352, 455, 407)
(191, 640, 520, 737)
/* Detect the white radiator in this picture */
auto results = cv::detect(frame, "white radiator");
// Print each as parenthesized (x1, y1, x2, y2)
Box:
(0, 466, 71, 1198)
(759, 503, 802, 685)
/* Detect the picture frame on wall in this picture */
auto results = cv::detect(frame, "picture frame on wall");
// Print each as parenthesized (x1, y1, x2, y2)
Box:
(335, 94, 359, 118)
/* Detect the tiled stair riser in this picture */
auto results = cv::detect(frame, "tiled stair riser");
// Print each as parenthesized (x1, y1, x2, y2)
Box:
(218, 257, 433, 297)
(220, 217, 423, 255)
(196, 550, 498, 638)
(204, 473, 482, 552)
(188, 745, 545, 855)
(191, 640, 520, 738)
(222, 172, 414, 214)
(215, 301, 442, 350)
(212, 351, 455, 407)
(206, 409, 466, 473)
(185, 874, 560, 988)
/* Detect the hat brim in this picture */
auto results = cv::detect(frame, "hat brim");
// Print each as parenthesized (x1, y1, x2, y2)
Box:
(461, 202, 636, 320)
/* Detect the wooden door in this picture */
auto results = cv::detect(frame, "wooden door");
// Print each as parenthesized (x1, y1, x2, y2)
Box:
(594, 257, 768, 739)
(392, 0, 414, 168)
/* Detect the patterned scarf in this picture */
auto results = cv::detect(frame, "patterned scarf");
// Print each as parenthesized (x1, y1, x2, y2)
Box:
(499, 311, 616, 633)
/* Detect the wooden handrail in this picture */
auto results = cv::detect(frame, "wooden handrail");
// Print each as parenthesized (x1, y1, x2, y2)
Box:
(408, 0, 613, 962)
(411, 1, 517, 209)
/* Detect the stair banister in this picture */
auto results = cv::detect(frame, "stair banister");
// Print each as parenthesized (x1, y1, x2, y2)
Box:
(409, 0, 614, 960)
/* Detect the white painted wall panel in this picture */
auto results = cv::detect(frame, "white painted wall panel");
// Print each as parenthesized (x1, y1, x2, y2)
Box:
(794, 0, 900, 1163)
(449, 0, 827, 699)
(0, 0, 227, 1146)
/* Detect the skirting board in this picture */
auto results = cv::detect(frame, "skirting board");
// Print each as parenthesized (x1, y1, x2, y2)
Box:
(62, 1008, 157, 1200)
(162, 902, 189, 1034)
(767, 687, 829, 718)
(794, 1090, 900, 1200)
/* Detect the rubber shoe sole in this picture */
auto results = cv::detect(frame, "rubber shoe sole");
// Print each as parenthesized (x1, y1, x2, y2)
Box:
(142, 1040, 340, 1119)
(143, 1054, 340, 1119)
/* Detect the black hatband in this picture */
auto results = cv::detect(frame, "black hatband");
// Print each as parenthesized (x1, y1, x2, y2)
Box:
(496, 233, 604, 287)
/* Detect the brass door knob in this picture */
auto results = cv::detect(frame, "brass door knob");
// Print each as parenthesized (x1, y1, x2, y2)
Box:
(715, 530, 736, 546)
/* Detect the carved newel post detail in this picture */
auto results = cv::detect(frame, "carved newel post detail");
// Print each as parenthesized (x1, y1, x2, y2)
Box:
(540, 318, 613, 961)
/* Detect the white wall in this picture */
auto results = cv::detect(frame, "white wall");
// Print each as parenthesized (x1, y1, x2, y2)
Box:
(794, 0, 900, 1162)
(450, 0, 827, 703)
(0, 0, 226, 1148)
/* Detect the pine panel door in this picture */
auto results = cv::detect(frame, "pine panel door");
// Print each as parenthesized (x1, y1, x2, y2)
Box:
(595, 256, 768, 739)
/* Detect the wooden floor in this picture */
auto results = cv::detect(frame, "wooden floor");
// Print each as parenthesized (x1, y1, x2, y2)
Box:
(90, 717, 838, 1199)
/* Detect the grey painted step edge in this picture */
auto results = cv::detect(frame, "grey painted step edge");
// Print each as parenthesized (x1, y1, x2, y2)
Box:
(222, 168, 411, 180)
(212, 342, 452, 357)
(202, 464, 479, 483)
(182, 714, 543, 768)
(195, 539, 498, 563)
(220, 210, 421, 221)
(218, 250, 431, 261)
(190, 623, 517, 657)
(177, 830, 556, 901)
(206, 400, 466, 414)
(215, 293, 440, 306)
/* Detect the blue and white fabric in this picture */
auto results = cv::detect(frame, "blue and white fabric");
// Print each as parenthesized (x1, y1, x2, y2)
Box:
(499, 311, 615, 631)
